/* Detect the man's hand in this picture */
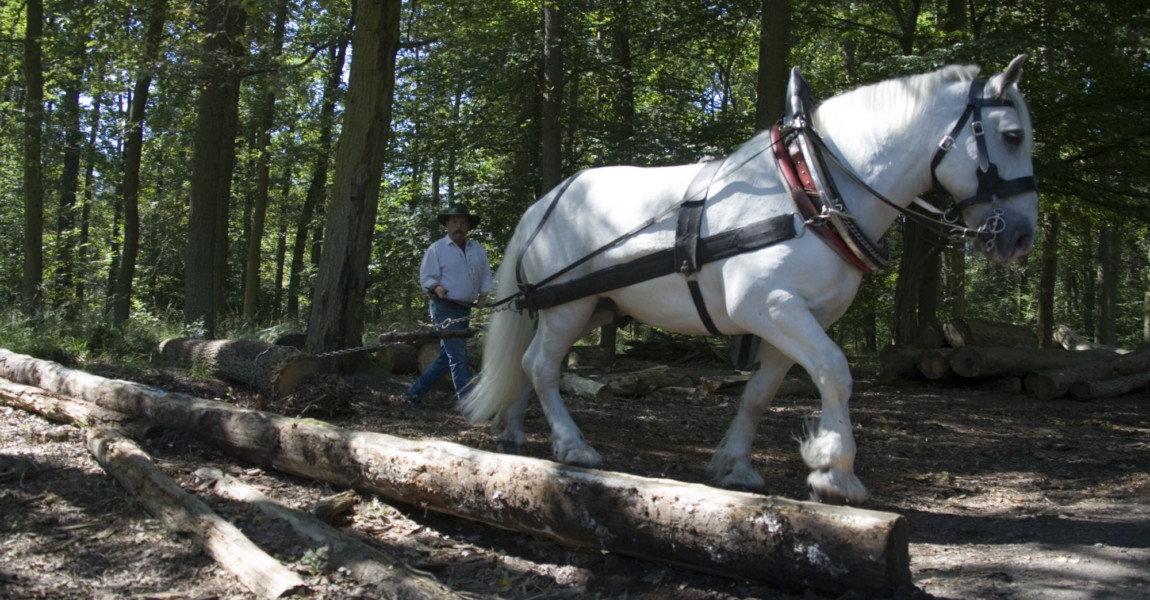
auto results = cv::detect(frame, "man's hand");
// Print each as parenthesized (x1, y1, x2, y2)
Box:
(432, 284, 448, 299)
(476, 294, 488, 309)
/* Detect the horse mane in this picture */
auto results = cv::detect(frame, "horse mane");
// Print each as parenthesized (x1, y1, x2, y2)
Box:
(824, 64, 982, 131)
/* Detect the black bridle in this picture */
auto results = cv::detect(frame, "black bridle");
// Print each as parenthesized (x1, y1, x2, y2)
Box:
(929, 78, 1037, 223)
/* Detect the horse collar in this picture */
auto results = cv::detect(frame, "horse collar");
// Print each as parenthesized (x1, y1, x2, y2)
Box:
(770, 124, 891, 273)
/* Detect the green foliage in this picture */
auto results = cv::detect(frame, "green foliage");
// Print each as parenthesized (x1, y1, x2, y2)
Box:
(0, 0, 1145, 353)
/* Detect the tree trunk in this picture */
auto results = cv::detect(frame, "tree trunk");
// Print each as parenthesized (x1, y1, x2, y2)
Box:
(540, 0, 564, 193)
(87, 428, 306, 599)
(287, 37, 347, 320)
(1036, 212, 1059, 347)
(242, 0, 289, 326)
(158, 338, 327, 398)
(1095, 226, 1119, 345)
(306, 0, 401, 370)
(22, 0, 45, 312)
(949, 346, 1116, 378)
(943, 317, 1037, 348)
(185, 0, 247, 337)
(0, 349, 912, 597)
(55, 62, 85, 307)
(893, 219, 936, 345)
(114, 0, 167, 328)
(754, 0, 788, 130)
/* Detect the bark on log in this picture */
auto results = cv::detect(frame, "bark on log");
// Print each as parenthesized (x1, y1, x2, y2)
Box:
(196, 467, 463, 599)
(0, 377, 136, 427)
(158, 337, 326, 398)
(1068, 371, 1150, 402)
(559, 372, 613, 402)
(0, 348, 912, 596)
(86, 427, 306, 599)
(879, 345, 924, 380)
(949, 346, 1116, 378)
(916, 349, 955, 380)
(374, 343, 419, 374)
(1053, 325, 1127, 353)
(597, 365, 675, 396)
(1024, 348, 1150, 401)
(943, 318, 1037, 348)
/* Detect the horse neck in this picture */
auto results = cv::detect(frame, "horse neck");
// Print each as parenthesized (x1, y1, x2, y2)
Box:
(812, 91, 954, 243)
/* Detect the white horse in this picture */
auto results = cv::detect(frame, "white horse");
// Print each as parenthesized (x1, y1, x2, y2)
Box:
(461, 56, 1037, 504)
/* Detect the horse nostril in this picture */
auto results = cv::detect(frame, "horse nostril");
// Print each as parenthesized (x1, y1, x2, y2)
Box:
(1014, 232, 1034, 254)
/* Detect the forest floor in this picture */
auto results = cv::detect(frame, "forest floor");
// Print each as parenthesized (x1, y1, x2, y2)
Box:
(1, 349, 1148, 599)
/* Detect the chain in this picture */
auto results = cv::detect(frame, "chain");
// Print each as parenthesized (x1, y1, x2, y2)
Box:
(310, 301, 522, 359)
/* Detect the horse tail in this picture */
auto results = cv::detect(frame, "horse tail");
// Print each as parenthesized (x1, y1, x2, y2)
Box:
(459, 234, 534, 424)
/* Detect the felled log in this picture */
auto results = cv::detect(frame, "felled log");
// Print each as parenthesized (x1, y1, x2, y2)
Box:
(697, 373, 751, 394)
(916, 349, 955, 380)
(86, 428, 305, 599)
(1053, 325, 1127, 353)
(0, 377, 135, 427)
(949, 346, 1116, 378)
(596, 365, 675, 396)
(196, 468, 463, 600)
(943, 317, 1037, 348)
(1069, 371, 1150, 401)
(559, 372, 613, 402)
(374, 343, 419, 374)
(565, 344, 613, 369)
(879, 345, 924, 380)
(0, 348, 911, 597)
(158, 337, 326, 398)
(1024, 348, 1150, 401)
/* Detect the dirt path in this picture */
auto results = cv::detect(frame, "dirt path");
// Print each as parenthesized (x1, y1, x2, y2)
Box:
(1, 360, 1147, 599)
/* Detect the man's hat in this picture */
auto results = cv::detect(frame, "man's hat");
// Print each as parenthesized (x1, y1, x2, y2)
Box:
(437, 202, 480, 228)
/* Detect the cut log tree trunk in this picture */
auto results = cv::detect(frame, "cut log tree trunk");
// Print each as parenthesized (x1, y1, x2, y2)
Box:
(916, 349, 955, 380)
(1068, 371, 1150, 401)
(0, 348, 912, 597)
(158, 337, 326, 398)
(1024, 348, 1150, 401)
(559, 372, 613, 402)
(195, 467, 464, 599)
(373, 343, 418, 374)
(879, 345, 924, 380)
(86, 427, 306, 599)
(943, 317, 1037, 348)
(949, 346, 1117, 378)
(1053, 325, 1127, 353)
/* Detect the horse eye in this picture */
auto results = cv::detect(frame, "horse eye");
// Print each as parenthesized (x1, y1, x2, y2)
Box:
(1002, 130, 1024, 146)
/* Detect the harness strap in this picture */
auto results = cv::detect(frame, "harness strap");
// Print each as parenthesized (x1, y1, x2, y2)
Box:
(674, 160, 727, 335)
(515, 213, 797, 315)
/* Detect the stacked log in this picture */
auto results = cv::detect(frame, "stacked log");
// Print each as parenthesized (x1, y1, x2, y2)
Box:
(879, 318, 1149, 401)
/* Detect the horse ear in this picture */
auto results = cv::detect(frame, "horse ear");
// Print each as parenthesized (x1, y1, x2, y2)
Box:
(989, 54, 1028, 98)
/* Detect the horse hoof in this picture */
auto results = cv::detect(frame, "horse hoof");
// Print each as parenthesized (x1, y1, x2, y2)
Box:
(807, 469, 868, 505)
(722, 483, 761, 494)
(497, 440, 523, 455)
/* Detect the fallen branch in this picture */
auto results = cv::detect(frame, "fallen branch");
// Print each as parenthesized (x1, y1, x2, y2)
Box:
(559, 372, 613, 401)
(0, 348, 911, 597)
(195, 467, 463, 600)
(85, 427, 306, 599)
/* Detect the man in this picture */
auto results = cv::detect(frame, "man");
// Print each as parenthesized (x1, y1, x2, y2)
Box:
(405, 202, 493, 408)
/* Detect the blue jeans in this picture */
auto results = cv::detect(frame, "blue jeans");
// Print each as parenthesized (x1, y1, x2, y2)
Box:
(407, 300, 472, 401)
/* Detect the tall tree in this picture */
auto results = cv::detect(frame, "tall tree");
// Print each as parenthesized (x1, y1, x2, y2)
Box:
(306, 0, 402, 366)
(539, 0, 564, 192)
(113, 0, 168, 328)
(22, 0, 45, 313)
(184, 0, 246, 336)
(754, 0, 788, 131)
(242, 0, 290, 326)
(1036, 212, 1059, 347)
(288, 37, 348, 320)
(1095, 226, 1119, 345)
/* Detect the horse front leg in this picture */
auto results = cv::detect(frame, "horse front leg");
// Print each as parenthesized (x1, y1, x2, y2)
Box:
(707, 342, 793, 492)
(525, 301, 603, 468)
(745, 290, 867, 504)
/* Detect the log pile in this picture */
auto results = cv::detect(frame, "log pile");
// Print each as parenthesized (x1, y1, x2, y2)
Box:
(0, 348, 912, 597)
(879, 319, 1150, 401)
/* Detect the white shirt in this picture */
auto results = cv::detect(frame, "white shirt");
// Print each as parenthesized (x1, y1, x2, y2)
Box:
(419, 236, 493, 305)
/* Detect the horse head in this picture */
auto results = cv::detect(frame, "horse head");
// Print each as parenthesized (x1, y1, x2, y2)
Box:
(930, 54, 1038, 264)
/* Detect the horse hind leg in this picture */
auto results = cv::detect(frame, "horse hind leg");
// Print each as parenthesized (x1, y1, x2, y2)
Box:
(524, 299, 604, 468)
